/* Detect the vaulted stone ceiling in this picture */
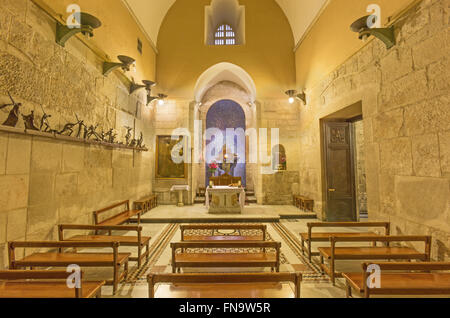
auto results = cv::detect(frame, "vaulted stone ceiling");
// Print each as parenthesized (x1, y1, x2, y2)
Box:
(122, 0, 328, 47)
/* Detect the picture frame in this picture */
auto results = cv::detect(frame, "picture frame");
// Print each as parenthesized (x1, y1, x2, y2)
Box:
(155, 135, 187, 179)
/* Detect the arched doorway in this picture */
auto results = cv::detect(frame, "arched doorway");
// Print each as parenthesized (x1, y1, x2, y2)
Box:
(205, 99, 246, 186)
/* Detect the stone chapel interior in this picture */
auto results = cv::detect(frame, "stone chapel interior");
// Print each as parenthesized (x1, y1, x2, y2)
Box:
(0, 0, 449, 299)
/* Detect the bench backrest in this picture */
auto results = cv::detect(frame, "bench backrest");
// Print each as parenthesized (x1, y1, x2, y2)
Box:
(307, 222, 390, 237)
(329, 235, 432, 260)
(171, 241, 281, 267)
(0, 270, 85, 298)
(171, 241, 280, 250)
(93, 200, 130, 224)
(58, 224, 143, 241)
(180, 224, 267, 241)
(361, 262, 450, 297)
(8, 241, 119, 269)
(147, 272, 302, 298)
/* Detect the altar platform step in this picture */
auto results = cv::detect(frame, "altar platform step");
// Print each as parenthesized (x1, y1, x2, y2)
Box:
(140, 215, 280, 224)
(137, 204, 316, 224)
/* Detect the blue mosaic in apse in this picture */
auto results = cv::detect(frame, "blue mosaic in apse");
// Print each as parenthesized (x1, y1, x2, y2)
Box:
(205, 99, 246, 186)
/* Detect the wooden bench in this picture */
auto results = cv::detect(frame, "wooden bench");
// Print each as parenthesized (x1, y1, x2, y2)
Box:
(171, 241, 281, 273)
(343, 262, 450, 298)
(8, 241, 130, 294)
(197, 187, 206, 197)
(134, 195, 158, 213)
(293, 195, 314, 212)
(300, 222, 391, 262)
(180, 224, 267, 241)
(59, 224, 151, 267)
(318, 235, 432, 285)
(147, 272, 302, 298)
(94, 200, 142, 230)
(0, 270, 105, 298)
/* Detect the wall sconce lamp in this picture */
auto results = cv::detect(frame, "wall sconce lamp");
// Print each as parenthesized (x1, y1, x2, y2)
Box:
(103, 55, 136, 76)
(286, 90, 306, 105)
(56, 12, 102, 47)
(350, 15, 396, 49)
(130, 79, 153, 94)
(149, 93, 168, 106)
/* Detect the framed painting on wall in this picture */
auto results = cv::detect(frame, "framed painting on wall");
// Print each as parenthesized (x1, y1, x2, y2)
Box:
(155, 135, 187, 179)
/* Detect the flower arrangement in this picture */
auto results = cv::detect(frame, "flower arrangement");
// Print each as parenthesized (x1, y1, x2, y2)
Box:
(209, 162, 218, 174)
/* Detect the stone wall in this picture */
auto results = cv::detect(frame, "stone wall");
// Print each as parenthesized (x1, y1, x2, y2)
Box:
(299, 0, 449, 259)
(354, 120, 368, 216)
(0, 1, 154, 268)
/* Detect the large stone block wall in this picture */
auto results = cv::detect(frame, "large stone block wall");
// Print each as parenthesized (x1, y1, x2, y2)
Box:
(299, 0, 449, 259)
(0, 1, 154, 268)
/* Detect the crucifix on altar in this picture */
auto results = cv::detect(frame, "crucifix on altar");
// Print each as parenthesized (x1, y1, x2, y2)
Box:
(217, 144, 239, 176)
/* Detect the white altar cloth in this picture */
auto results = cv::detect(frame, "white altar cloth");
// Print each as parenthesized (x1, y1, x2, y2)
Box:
(170, 185, 190, 207)
(205, 186, 246, 213)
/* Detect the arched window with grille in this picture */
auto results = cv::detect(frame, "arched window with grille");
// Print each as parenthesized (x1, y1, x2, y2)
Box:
(214, 24, 236, 45)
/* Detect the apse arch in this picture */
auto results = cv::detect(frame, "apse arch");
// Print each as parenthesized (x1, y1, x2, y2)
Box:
(205, 99, 247, 186)
(194, 62, 257, 103)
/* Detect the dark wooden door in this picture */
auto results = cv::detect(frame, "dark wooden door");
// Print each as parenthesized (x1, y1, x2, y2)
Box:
(323, 121, 357, 221)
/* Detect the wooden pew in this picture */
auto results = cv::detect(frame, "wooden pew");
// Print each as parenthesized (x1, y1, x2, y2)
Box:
(134, 195, 158, 213)
(293, 195, 314, 212)
(343, 262, 450, 298)
(300, 222, 390, 262)
(171, 241, 281, 273)
(58, 224, 151, 267)
(147, 272, 302, 298)
(8, 241, 130, 294)
(93, 200, 142, 230)
(180, 224, 267, 241)
(318, 235, 432, 285)
(0, 270, 105, 298)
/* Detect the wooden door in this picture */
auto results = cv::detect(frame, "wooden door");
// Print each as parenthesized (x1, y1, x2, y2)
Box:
(322, 121, 357, 221)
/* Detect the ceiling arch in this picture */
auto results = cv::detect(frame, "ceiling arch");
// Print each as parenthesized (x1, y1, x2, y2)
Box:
(194, 62, 257, 103)
(122, 0, 328, 47)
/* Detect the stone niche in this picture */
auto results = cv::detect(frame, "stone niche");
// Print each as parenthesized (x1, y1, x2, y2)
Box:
(262, 171, 299, 205)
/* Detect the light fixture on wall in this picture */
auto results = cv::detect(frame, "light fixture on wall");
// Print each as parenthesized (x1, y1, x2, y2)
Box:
(56, 12, 102, 47)
(350, 15, 396, 49)
(130, 79, 154, 95)
(286, 90, 306, 105)
(103, 55, 136, 76)
(155, 94, 168, 106)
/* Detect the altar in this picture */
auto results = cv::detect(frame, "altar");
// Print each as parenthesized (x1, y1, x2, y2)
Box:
(206, 186, 246, 214)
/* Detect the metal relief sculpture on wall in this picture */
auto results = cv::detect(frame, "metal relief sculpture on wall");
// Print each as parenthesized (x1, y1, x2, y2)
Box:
(22, 111, 39, 131)
(0, 92, 147, 152)
(0, 92, 23, 127)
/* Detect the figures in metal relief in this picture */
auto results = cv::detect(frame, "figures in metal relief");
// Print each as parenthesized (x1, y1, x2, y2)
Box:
(22, 111, 39, 131)
(105, 129, 117, 144)
(0, 92, 23, 127)
(136, 132, 144, 148)
(0, 92, 147, 150)
(124, 126, 133, 146)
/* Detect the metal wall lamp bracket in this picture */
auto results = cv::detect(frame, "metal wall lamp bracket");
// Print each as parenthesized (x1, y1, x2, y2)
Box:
(351, 16, 396, 49)
(56, 12, 101, 47)
(103, 55, 136, 76)
(130, 80, 156, 95)
(286, 90, 306, 105)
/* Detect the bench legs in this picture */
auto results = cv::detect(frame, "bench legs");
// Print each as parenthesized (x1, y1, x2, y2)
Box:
(346, 282, 352, 298)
